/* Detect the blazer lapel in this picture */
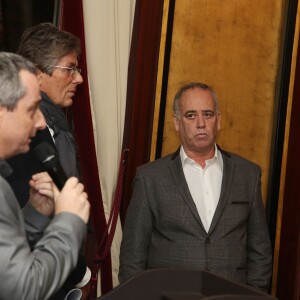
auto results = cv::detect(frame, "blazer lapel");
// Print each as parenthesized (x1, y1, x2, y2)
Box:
(168, 149, 206, 231)
(208, 150, 234, 235)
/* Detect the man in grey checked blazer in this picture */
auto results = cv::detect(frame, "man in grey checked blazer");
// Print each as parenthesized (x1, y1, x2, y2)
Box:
(119, 82, 272, 292)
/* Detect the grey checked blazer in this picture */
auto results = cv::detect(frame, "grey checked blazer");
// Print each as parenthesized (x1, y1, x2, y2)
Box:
(119, 147, 272, 292)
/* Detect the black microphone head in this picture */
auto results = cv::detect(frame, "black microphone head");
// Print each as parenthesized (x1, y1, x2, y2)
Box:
(33, 142, 57, 165)
(33, 142, 67, 190)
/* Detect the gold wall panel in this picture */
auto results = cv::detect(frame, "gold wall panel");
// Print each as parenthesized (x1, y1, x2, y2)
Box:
(159, 0, 286, 203)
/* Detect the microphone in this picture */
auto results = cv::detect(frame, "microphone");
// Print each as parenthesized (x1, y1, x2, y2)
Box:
(33, 142, 67, 190)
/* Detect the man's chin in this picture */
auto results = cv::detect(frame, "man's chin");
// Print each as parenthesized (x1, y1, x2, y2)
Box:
(62, 98, 73, 108)
(7, 146, 29, 159)
(20, 144, 30, 154)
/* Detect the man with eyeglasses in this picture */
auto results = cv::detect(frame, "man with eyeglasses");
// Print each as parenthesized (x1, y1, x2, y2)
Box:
(6, 23, 90, 300)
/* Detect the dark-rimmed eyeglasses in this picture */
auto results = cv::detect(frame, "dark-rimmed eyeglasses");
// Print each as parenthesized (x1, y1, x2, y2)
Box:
(50, 65, 82, 77)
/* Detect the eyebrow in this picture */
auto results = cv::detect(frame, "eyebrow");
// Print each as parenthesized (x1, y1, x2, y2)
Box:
(67, 62, 78, 67)
(185, 109, 197, 114)
(184, 109, 215, 114)
(202, 109, 215, 114)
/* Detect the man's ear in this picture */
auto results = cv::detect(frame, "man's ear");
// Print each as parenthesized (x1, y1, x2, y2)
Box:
(217, 113, 221, 131)
(173, 114, 180, 132)
(37, 70, 43, 86)
(0, 104, 6, 115)
(0, 104, 7, 125)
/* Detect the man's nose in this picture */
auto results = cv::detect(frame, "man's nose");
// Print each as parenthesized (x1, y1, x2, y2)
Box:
(196, 115, 205, 128)
(35, 109, 46, 130)
(73, 72, 83, 84)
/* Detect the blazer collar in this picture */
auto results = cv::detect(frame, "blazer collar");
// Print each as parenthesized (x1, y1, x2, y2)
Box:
(169, 145, 234, 235)
(168, 151, 206, 231)
(171, 147, 180, 160)
(208, 150, 234, 234)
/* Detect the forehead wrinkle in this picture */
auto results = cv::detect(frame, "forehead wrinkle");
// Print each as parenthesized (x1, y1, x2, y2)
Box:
(185, 109, 197, 113)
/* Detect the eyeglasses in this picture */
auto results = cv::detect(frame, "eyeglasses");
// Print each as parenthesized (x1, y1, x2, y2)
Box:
(50, 65, 82, 77)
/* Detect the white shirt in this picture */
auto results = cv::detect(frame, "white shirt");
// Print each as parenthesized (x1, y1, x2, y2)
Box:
(47, 125, 55, 144)
(180, 145, 223, 232)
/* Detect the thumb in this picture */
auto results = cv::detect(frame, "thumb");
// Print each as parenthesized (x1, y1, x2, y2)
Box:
(52, 182, 60, 201)
(54, 177, 79, 200)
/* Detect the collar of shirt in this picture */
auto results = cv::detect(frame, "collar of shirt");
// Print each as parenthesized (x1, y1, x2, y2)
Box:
(179, 145, 223, 232)
(0, 159, 13, 178)
(47, 125, 56, 144)
(179, 144, 223, 172)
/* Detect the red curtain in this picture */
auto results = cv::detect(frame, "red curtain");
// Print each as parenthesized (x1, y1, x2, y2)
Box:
(57, 0, 165, 294)
(57, 0, 113, 294)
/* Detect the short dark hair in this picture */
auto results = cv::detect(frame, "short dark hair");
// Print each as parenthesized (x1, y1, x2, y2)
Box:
(17, 22, 81, 75)
(173, 82, 219, 117)
(0, 52, 37, 111)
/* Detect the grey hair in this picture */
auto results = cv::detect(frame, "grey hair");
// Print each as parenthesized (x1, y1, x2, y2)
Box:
(0, 52, 37, 111)
(17, 22, 81, 75)
(173, 82, 219, 117)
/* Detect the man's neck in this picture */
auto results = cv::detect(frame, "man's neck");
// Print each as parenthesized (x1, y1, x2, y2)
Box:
(183, 145, 216, 168)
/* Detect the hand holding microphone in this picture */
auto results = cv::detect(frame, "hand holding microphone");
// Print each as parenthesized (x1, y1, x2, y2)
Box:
(33, 142, 90, 223)
(33, 141, 67, 190)
(54, 177, 90, 224)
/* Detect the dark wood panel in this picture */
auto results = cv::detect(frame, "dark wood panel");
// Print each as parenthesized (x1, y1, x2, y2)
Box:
(276, 22, 300, 300)
(120, 0, 164, 224)
(0, 0, 55, 51)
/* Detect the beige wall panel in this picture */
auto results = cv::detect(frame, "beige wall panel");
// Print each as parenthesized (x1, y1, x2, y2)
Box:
(162, 0, 285, 203)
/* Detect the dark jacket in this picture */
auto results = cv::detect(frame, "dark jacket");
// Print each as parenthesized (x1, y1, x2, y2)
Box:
(7, 127, 54, 207)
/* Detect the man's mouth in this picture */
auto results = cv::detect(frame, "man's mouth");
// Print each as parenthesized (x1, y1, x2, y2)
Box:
(196, 132, 207, 136)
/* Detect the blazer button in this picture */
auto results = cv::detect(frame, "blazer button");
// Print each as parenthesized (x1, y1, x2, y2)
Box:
(206, 238, 211, 244)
